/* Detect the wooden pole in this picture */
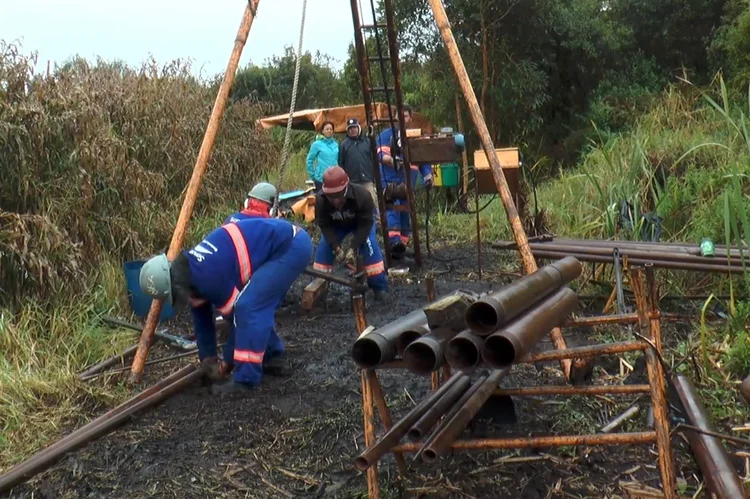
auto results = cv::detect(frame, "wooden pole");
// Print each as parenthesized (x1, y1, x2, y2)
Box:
(454, 91, 469, 196)
(426, 0, 571, 378)
(129, 0, 261, 382)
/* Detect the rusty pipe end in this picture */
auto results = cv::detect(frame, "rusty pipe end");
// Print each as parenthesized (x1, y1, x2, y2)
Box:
(445, 332, 483, 371)
(481, 333, 519, 369)
(549, 256, 583, 283)
(397, 326, 429, 355)
(465, 298, 503, 336)
(352, 333, 395, 369)
(354, 455, 371, 471)
(421, 447, 439, 464)
(403, 336, 443, 376)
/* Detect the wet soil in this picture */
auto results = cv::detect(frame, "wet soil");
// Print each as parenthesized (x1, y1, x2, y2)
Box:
(2, 244, 736, 498)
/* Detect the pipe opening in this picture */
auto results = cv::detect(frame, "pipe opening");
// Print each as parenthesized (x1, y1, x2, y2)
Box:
(446, 338, 479, 370)
(354, 457, 370, 471)
(403, 343, 438, 375)
(483, 335, 516, 368)
(351, 338, 383, 369)
(422, 448, 438, 463)
(396, 330, 423, 355)
(407, 427, 424, 441)
(466, 302, 498, 335)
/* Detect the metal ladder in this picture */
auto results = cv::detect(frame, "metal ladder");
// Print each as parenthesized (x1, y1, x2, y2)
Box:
(349, 0, 422, 270)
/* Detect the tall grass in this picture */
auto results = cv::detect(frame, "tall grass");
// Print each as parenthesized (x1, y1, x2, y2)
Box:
(0, 41, 280, 468)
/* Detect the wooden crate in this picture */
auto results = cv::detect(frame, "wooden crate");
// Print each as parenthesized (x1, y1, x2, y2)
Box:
(407, 135, 458, 164)
(472, 147, 525, 215)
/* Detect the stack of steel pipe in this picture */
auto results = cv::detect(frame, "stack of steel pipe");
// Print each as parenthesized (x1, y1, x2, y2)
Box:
(445, 256, 582, 372)
(353, 258, 585, 470)
(351, 290, 479, 370)
(492, 238, 749, 274)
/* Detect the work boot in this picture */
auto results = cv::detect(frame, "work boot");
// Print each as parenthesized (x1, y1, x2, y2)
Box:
(373, 289, 387, 302)
(263, 353, 292, 377)
(209, 380, 256, 397)
(201, 356, 226, 382)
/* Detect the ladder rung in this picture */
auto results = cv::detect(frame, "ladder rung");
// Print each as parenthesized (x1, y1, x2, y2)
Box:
(361, 24, 387, 30)
(367, 56, 390, 63)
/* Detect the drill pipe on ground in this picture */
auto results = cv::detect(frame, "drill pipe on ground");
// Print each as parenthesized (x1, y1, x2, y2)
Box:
(397, 323, 431, 356)
(408, 375, 473, 441)
(494, 237, 749, 259)
(464, 256, 582, 336)
(672, 375, 747, 499)
(353, 372, 466, 471)
(414, 374, 488, 462)
(351, 308, 427, 368)
(0, 364, 204, 494)
(445, 330, 486, 371)
(482, 288, 578, 369)
(402, 327, 459, 376)
(422, 369, 509, 463)
(529, 250, 746, 275)
(518, 242, 748, 266)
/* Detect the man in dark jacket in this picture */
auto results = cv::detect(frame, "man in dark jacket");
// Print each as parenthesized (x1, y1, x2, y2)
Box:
(338, 118, 378, 213)
(312, 166, 387, 298)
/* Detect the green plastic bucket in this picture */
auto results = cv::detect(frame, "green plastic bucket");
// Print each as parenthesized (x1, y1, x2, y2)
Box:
(435, 163, 459, 188)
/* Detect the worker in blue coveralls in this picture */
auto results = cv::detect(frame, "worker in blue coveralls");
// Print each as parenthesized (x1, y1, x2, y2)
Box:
(312, 165, 388, 300)
(376, 104, 433, 258)
(225, 181, 277, 223)
(138, 216, 313, 396)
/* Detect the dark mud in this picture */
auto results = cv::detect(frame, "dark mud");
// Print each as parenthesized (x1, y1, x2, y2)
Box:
(2, 245, 729, 498)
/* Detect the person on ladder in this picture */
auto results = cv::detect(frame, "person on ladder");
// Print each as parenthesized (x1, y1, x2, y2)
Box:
(312, 166, 388, 300)
(138, 217, 313, 396)
(225, 182, 277, 222)
(376, 104, 433, 259)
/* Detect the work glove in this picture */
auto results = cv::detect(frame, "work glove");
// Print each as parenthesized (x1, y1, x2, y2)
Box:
(394, 157, 404, 171)
(201, 356, 231, 382)
(344, 248, 357, 265)
(334, 246, 347, 264)
(423, 173, 434, 190)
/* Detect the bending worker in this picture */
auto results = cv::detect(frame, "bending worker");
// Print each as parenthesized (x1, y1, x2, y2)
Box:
(226, 182, 276, 222)
(376, 104, 433, 258)
(312, 166, 388, 300)
(139, 216, 313, 395)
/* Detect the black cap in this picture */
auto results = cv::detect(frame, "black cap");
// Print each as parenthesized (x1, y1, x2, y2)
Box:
(347, 118, 359, 128)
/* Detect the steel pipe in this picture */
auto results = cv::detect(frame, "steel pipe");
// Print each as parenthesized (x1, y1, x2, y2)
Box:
(353, 372, 465, 471)
(408, 376, 473, 441)
(397, 323, 431, 356)
(673, 375, 747, 499)
(79, 345, 139, 380)
(482, 288, 578, 368)
(304, 267, 368, 292)
(0, 364, 203, 494)
(520, 340, 647, 363)
(445, 330, 485, 371)
(531, 250, 746, 275)
(351, 309, 427, 368)
(465, 257, 582, 336)
(402, 327, 458, 376)
(422, 369, 509, 463)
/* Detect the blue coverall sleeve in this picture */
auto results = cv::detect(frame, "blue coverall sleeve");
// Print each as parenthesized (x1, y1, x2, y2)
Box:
(306, 143, 319, 179)
(419, 163, 432, 177)
(192, 301, 218, 360)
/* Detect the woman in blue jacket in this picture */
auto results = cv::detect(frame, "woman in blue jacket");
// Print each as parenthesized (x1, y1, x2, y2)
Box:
(306, 121, 339, 191)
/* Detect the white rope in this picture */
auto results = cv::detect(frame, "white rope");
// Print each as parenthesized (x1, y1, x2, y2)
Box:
(272, 0, 308, 216)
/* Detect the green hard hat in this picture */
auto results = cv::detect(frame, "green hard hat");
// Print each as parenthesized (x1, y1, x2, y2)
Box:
(139, 254, 173, 305)
(248, 182, 277, 204)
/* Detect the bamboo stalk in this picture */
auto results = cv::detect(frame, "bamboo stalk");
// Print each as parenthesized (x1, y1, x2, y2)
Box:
(129, 0, 261, 383)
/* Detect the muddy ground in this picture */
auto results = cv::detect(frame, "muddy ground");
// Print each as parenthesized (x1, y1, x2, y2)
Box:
(3, 244, 741, 498)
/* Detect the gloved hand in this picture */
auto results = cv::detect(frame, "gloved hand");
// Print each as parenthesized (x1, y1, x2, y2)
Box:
(334, 246, 347, 264)
(394, 157, 404, 171)
(344, 247, 357, 265)
(423, 173, 434, 190)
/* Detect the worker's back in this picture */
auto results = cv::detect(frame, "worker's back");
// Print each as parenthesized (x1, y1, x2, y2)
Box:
(185, 218, 299, 312)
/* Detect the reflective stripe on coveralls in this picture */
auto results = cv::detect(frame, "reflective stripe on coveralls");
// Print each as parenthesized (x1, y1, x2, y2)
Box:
(312, 224, 387, 291)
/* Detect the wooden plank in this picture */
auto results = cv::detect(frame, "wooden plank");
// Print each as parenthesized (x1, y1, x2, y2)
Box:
(302, 278, 328, 310)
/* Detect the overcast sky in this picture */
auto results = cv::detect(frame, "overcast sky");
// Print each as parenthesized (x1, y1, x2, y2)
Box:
(1, 0, 369, 78)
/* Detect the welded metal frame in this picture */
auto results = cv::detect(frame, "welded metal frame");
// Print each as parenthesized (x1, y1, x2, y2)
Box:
(352, 266, 677, 499)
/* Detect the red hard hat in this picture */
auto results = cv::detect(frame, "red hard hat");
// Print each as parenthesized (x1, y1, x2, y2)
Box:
(322, 166, 349, 195)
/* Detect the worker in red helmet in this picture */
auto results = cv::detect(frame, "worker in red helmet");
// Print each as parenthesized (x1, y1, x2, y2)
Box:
(313, 165, 388, 299)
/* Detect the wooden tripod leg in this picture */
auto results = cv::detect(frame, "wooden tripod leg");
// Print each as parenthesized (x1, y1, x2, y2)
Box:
(366, 370, 408, 475)
(425, 274, 440, 391)
(631, 268, 677, 498)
